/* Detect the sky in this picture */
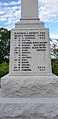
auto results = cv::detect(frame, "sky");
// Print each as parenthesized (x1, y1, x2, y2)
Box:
(0, 0, 58, 39)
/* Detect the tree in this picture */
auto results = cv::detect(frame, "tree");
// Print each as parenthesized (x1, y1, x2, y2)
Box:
(50, 38, 58, 59)
(53, 48, 58, 59)
(0, 28, 10, 63)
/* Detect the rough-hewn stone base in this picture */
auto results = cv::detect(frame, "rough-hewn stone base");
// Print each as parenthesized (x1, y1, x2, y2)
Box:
(0, 98, 58, 119)
(1, 75, 58, 119)
(1, 74, 58, 98)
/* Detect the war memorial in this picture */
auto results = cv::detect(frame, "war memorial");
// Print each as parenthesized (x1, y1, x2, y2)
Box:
(0, 0, 58, 118)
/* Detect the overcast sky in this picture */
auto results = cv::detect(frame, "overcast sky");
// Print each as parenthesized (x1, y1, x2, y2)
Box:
(0, 0, 58, 39)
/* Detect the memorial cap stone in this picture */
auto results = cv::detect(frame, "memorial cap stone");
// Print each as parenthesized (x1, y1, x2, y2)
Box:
(21, 0, 38, 20)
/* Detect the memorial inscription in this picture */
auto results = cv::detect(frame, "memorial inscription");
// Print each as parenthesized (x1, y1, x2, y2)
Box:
(10, 28, 51, 76)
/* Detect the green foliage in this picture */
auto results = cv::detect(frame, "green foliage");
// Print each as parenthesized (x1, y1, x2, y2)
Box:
(0, 28, 10, 63)
(53, 48, 58, 59)
(0, 62, 9, 78)
(51, 59, 58, 76)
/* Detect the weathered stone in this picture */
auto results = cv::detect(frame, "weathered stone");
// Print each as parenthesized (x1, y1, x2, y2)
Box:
(1, 74, 58, 98)
(0, 99, 58, 119)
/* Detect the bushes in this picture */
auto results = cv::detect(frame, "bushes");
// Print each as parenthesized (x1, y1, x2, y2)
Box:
(51, 59, 58, 76)
(0, 62, 9, 78)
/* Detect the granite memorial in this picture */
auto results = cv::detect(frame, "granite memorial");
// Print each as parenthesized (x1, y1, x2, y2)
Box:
(1, 0, 58, 98)
(0, 0, 58, 119)
(10, 0, 52, 76)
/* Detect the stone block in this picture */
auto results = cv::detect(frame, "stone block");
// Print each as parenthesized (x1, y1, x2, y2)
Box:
(1, 74, 58, 98)
(0, 98, 58, 119)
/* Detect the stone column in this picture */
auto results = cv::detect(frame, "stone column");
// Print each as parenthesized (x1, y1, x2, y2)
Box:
(21, 0, 39, 20)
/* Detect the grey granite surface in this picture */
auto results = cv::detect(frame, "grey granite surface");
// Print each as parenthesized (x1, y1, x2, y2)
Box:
(0, 98, 58, 119)
(1, 74, 58, 98)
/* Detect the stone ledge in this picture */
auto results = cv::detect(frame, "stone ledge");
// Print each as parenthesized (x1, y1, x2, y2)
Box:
(0, 98, 58, 119)
(1, 74, 58, 98)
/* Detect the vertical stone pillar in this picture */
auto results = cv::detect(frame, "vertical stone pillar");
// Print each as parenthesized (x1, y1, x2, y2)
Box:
(21, 0, 38, 20)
